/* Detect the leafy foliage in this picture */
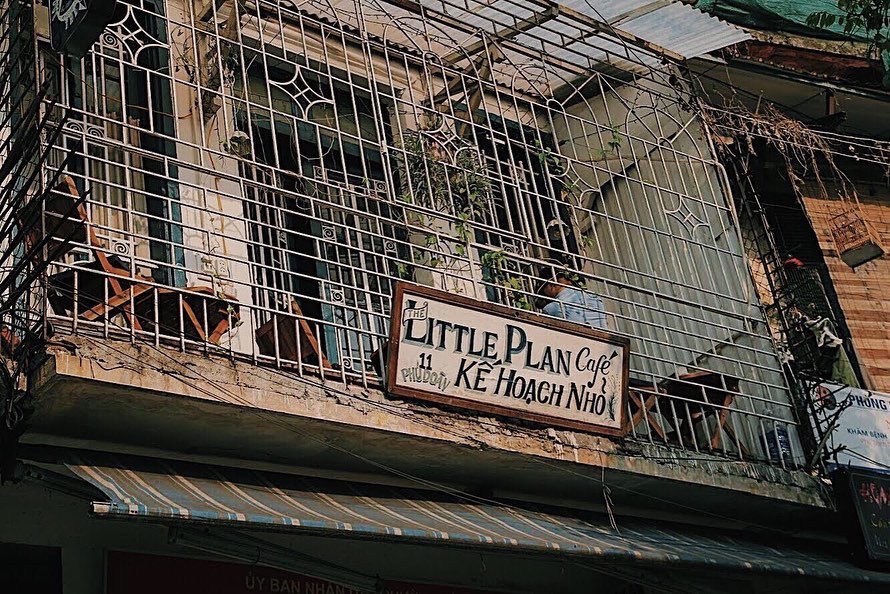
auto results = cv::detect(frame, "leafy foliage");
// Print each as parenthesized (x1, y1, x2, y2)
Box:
(395, 121, 493, 287)
(807, 0, 890, 55)
(480, 250, 533, 310)
(397, 126, 491, 216)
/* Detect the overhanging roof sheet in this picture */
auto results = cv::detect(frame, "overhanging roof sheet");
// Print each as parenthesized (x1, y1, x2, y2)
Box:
(395, 0, 749, 63)
(64, 452, 887, 583)
(315, 0, 749, 83)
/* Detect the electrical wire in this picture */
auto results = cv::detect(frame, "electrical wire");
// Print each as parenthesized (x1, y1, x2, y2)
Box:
(3, 106, 816, 524)
(78, 332, 812, 536)
(836, 450, 890, 472)
(39, 282, 820, 536)
(45, 282, 776, 468)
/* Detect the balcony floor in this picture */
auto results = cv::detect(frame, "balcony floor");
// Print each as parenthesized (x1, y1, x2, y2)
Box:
(25, 335, 832, 535)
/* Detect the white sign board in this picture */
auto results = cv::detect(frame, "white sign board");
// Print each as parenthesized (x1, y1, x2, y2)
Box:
(386, 283, 629, 434)
(813, 382, 890, 472)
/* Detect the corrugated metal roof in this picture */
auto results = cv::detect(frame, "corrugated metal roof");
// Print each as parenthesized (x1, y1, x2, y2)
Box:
(618, 2, 750, 58)
(414, 0, 750, 64)
(300, 0, 749, 87)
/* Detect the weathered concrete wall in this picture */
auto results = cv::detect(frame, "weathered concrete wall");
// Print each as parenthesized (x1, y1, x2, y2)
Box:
(26, 336, 831, 528)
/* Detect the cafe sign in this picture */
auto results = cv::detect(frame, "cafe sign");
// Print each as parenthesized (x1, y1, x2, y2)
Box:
(386, 283, 629, 434)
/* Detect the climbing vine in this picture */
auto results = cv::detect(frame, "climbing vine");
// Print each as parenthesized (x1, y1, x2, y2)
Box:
(698, 102, 888, 203)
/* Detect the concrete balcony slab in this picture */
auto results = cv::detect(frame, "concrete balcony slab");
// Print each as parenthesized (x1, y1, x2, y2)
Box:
(25, 335, 832, 534)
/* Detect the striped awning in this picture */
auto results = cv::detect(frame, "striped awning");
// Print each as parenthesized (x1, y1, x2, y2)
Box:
(62, 452, 885, 583)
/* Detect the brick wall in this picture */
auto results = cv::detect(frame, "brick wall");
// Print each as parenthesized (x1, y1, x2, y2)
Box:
(802, 194, 890, 391)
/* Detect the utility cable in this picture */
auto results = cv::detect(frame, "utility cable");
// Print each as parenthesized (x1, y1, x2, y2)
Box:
(40, 282, 821, 536)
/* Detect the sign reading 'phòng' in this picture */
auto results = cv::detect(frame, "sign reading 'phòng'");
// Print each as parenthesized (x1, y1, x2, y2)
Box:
(386, 283, 629, 434)
(811, 382, 890, 473)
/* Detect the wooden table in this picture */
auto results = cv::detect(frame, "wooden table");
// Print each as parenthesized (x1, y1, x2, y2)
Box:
(134, 286, 240, 344)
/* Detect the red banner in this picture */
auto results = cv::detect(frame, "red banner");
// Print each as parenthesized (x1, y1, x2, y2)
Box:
(107, 551, 490, 594)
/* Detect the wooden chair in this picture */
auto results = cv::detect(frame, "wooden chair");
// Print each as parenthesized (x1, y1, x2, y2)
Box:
(623, 382, 671, 440)
(659, 371, 748, 455)
(40, 175, 241, 345)
(40, 176, 155, 330)
(134, 286, 241, 344)
(255, 300, 331, 368)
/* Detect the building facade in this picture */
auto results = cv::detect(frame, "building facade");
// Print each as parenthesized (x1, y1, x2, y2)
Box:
(0, 0, 887, 591)
(693, 0, 890, 469)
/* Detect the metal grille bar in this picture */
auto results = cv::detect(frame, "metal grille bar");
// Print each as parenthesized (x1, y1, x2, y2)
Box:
(21, 0, 798, 466)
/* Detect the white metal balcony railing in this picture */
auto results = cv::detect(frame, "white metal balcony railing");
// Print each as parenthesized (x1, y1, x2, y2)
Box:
(15, 0, 803, 467)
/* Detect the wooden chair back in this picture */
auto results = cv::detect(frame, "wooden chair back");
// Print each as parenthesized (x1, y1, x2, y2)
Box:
(255, 299, 331, 369)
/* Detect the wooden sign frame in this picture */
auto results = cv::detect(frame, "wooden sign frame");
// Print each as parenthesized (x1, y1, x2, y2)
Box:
(386, 282, 630, 435)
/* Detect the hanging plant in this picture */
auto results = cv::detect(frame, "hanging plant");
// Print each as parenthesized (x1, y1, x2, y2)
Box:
(395, 118, 493, 282)
(397, 123, 491, 216)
